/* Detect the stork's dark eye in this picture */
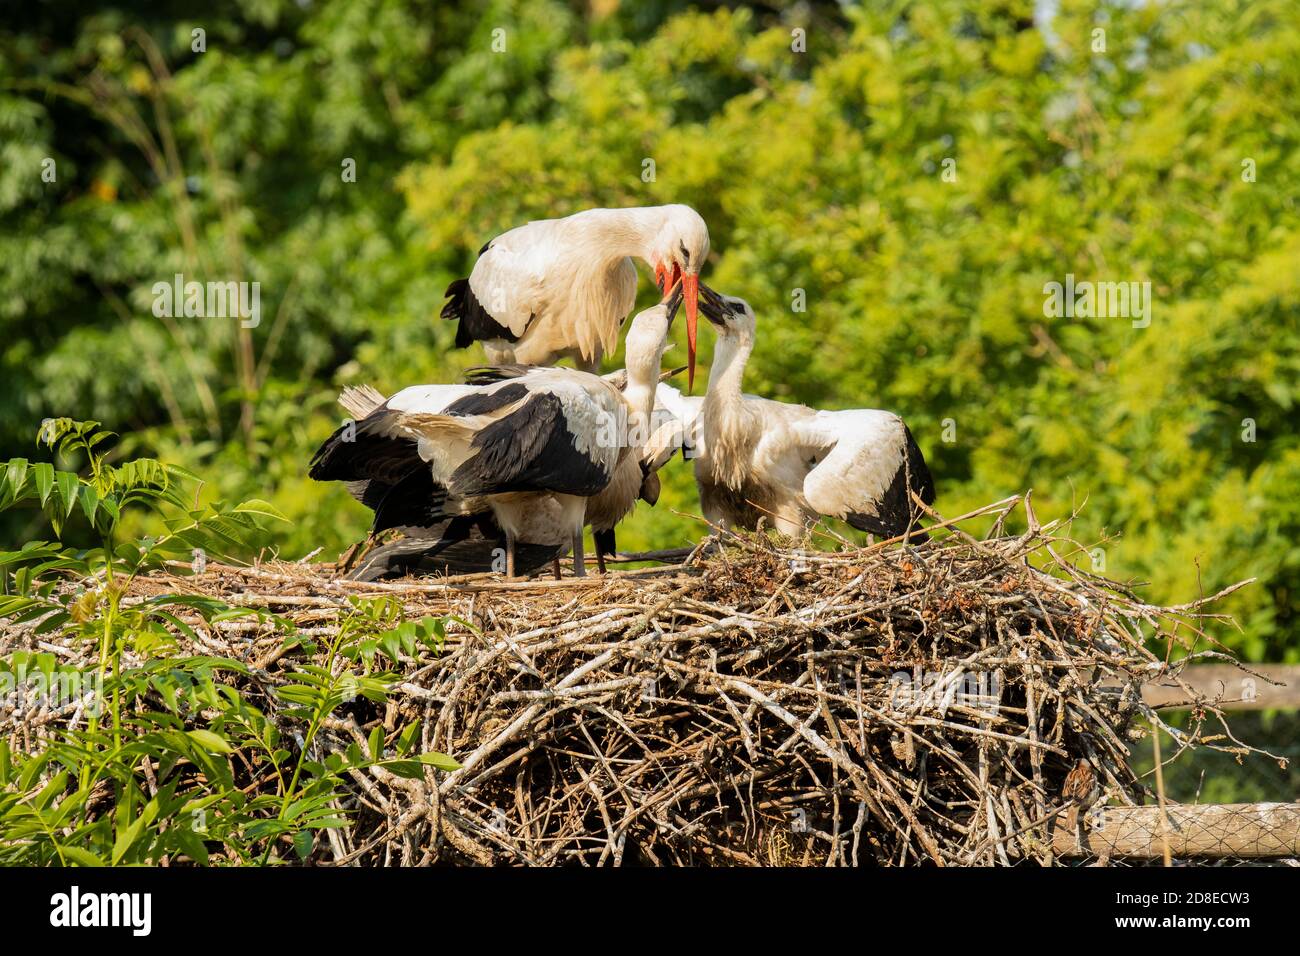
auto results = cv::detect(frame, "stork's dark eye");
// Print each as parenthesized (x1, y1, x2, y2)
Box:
(679, 240, 689, 264)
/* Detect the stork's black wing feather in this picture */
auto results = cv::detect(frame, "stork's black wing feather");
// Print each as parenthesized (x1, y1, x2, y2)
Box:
(308, 410, 421, 486)
(368, 468, 451, 534)
(461, 365, 539, 386)
(443, 381, 529, 415)
(448, 392, 612, 498)
(441, 277, 519, 348)
(313, 414, 454, 533)
(348, 516, 559, 582)
(845, 425, 935, 543)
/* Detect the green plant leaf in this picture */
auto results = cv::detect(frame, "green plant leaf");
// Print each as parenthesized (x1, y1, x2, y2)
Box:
(5, 458, 29, 501)
(232, 499, 288, 521)
(292, 829, 315, 861)
(32, 463, 54, 506)
(111, 814, 146, 865)
(79, 484, 101, 527)
(187, 729, 235, 754)
(54, 471, 79, 523)
(60, 846, 107, 867)
(416, 751, 460, 771)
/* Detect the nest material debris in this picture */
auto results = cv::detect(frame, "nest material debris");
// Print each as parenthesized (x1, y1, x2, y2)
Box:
(3, 495, 1282, 865)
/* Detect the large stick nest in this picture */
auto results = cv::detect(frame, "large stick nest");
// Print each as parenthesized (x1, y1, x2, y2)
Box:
(5, 496, 1280, 865)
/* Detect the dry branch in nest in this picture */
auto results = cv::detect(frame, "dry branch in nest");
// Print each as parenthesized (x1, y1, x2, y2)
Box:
(3, 495, 1285, 865)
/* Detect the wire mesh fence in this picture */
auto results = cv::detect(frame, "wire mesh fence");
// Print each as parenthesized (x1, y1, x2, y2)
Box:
(1134, 712, 1300, 805)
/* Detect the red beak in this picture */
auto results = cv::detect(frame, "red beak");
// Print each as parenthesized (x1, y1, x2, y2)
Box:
(683, 273, 699, 393)
(654, 262, 668, 293)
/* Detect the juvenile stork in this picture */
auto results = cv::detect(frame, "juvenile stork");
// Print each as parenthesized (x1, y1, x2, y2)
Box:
(311, 296, 681, 577)
(441, 204, 710, 389)
(584, 372, 697, 571)
(693, 288, 936, 540)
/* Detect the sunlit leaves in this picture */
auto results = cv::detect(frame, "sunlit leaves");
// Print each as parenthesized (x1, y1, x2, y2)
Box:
(3, 1, 1297, 659)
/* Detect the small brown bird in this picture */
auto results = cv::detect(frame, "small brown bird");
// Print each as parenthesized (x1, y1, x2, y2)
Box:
(1062, 757, 1102, 849)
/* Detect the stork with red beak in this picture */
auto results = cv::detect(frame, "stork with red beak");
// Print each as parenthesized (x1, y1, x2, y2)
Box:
(441, 204, 710, 390)
(311, 293, 684, 579)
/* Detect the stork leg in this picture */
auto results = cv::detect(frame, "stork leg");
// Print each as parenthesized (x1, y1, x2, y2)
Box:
(571, 531, 586, 577)
(551, 557, 562, 581)
(592, 528, 616, 575)
(555, 495, 588, 577)
(505, 531, 516, 579)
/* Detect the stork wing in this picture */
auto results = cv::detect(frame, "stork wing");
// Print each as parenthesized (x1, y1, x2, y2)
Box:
(359, 465, 452, 534)
(463, 364, 540, 385)
(386, 383, 477, 414)
(436, 371, 623, 499)
(445, 216, 636, 362)
(338, 384, 387, 420)
(654, 383, 705, 457)
(461, 235, 549, 341)
(316, 381, 488, 486)
(309, 404, 420, 486)
(794, 410, 935, 540)
(313, 382, 481, 527)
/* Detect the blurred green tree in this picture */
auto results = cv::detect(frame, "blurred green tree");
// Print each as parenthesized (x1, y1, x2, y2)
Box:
(2, 0, 1296, 659)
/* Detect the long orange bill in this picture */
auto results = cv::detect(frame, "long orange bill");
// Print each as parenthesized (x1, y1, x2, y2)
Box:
(654, 262, 668, 293)
(682, 273, 699, 392)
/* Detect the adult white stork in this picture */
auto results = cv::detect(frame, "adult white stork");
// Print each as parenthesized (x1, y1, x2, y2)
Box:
(441, 204, 710, 389)
(692, 287, 936, 540)
(315, 383, 564, 581)
(315, 373, 683, 579)
(311, 295, 681, 577)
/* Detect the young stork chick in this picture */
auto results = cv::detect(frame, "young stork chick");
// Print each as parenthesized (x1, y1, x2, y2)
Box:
(311, 295, 680, 578)
(693, 287, 936, 540)
(579, 295, 685, 572)
(441, 204, 710, 389)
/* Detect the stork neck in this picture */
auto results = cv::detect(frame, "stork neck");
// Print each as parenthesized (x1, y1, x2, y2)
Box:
(705, 333, 752, 407)
(701, 333, 757, 489)
(585, 207, 670, 263)
(621, 382, 655, 421)
(622, 380, 658, 446)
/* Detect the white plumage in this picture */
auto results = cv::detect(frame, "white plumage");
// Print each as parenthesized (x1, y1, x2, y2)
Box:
(442, 205, 710, 387)
(690, 288, 936, 540)
(652, 381, 704, 458)
(311, 297, 681, 577)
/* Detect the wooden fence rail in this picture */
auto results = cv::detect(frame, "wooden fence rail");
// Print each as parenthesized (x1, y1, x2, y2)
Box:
(1139, 664, 1300, 710)
(1053, 802, 1300, 859)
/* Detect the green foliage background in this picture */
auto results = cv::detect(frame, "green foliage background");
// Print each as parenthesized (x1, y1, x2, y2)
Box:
(3, 0, 1297, 661)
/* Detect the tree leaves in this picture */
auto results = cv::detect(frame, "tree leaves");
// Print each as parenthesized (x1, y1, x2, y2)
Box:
(1, 1, 1296, 851)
